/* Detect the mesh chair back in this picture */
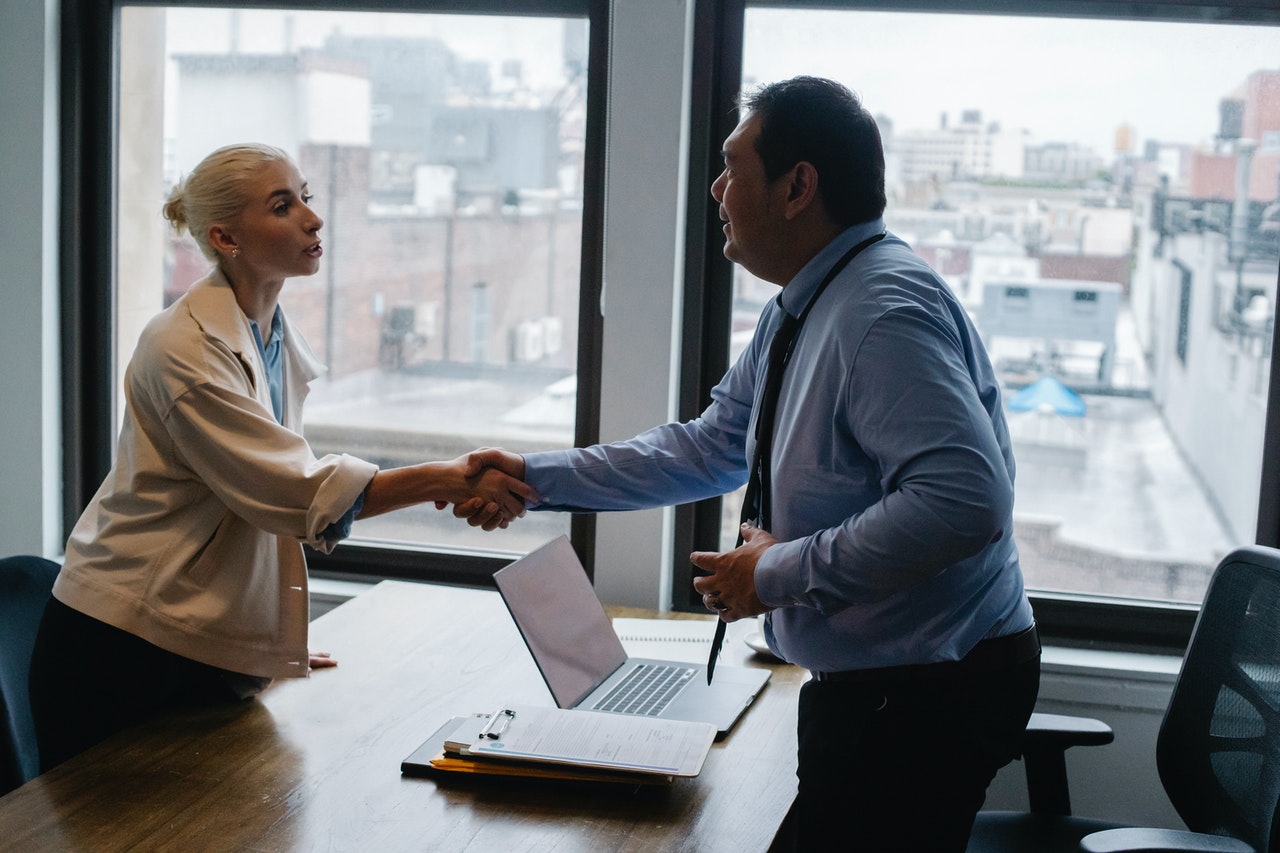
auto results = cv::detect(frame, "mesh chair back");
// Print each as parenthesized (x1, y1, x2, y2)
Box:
(0, 555, 59, 795)
(1157, 546, 1280, 852)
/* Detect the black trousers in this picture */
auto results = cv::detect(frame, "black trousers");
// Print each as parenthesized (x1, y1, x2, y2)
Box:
(28, 597, 247, 773)
(792, 654, 1040, 852)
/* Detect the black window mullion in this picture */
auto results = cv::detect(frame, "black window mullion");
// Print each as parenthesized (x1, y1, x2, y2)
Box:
(673, 0, 745, 611)
(61, 0, 119, 536)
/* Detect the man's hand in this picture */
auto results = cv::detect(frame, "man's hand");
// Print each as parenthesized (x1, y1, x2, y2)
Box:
(690, 522, 775, 622)
(461, 447, 527, 481)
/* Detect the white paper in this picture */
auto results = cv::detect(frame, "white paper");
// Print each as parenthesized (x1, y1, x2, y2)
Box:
(461, 704, 716, 777)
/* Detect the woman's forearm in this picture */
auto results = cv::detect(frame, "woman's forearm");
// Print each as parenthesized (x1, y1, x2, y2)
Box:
(357, 456, 536, 521)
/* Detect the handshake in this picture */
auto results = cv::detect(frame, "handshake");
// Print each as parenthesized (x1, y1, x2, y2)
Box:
(437, 447, 534, 532)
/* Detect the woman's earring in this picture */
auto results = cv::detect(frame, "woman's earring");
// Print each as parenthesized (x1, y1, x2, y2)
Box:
(231, 248, 240, 259)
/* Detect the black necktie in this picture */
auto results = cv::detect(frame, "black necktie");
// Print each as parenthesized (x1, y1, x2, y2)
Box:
(705, 232, 885, 685)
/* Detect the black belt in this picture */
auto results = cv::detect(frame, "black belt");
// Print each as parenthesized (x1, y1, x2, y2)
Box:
(811, 625, 1040, 684)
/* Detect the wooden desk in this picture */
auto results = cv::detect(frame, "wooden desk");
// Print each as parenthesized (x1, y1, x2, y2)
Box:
(0, 580, 804, 851)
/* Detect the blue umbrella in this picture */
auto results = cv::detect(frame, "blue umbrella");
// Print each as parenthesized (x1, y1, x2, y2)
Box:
(1007, 376, 1085, 417)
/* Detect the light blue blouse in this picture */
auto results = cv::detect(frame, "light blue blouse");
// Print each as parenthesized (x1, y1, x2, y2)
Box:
(252, 308, 363, 541)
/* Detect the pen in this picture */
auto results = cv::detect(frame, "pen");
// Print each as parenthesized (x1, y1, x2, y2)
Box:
(479, 708, 515, 740)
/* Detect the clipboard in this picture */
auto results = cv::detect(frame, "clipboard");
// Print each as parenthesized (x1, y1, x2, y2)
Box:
(445, 704, 715, 776)
(402, 706, 716, 784)
(402, 717, 677, 786)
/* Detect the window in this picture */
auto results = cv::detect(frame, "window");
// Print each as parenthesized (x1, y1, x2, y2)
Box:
(57, 1, 1280, 629)
(678, 2, 1280, 644)
(69, 1, 605, 583)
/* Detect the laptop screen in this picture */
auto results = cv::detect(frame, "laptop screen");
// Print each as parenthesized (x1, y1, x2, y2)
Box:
(493, 535, 630, 708)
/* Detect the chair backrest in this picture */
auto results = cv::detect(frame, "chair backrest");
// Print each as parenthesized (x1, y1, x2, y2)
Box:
(0, 555, 59, 796)
(1157, 545, 1280, 852)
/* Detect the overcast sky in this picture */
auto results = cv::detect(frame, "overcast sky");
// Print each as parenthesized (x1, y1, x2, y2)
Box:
(162, 7, 1278, 159)
(744, 10, 1280, 156)
(164, 9, 571, 91)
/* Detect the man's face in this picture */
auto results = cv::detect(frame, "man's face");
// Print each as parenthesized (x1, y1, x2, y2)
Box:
(710, 112, 788, 283)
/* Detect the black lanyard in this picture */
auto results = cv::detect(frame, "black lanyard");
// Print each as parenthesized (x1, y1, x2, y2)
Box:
(708, 230, 884, 684)
(744, 231, 886, 533)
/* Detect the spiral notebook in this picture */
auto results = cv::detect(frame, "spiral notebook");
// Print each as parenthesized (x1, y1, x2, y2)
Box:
(612, 618, 716, 665)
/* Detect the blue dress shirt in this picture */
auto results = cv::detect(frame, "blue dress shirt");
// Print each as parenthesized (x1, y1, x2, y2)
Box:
(523, 219, 1034, 672)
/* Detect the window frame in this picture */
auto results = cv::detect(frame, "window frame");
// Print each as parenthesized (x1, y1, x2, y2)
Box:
(60, 0, 609, 584)
(674, 0, 1280, 654)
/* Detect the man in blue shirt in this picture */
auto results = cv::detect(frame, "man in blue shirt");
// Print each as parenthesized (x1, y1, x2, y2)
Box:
(469, 76, 1039, 851)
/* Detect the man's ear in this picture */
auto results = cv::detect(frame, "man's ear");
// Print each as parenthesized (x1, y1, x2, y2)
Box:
(782, 161, 820, 221)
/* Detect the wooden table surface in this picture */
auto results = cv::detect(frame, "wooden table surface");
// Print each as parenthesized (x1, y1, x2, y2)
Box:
(0, 580, 804, 852)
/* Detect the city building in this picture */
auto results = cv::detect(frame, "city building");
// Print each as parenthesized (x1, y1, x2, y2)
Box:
(892, 109, 1027, 185)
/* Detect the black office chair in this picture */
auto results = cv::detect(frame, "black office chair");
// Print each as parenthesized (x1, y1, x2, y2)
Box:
(969, 545, 1280, 853)
(0, 555, 59, 796)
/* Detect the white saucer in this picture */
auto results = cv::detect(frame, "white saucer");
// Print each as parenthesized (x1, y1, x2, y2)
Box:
(745, 632, 783, 661)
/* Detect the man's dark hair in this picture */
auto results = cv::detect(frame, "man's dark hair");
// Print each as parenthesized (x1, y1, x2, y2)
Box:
(742, 76, 887, 226)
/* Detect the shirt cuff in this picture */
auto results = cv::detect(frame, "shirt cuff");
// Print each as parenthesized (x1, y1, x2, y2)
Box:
(522, 449, 580, 510)
(753, 536, 808, 608)
(320, 490, 365, 542)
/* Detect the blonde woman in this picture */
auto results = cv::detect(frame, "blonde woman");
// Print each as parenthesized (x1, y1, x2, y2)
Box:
(29, 143, 536, 771)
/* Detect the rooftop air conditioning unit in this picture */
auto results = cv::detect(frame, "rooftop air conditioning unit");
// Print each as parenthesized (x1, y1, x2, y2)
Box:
(514, 320, 545, 362)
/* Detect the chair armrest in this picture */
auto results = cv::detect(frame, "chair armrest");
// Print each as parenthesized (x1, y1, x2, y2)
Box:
(1025, 712, 1115, 748)
(1021, 712, 1115, 816)
(1080, 827, 1255, 852)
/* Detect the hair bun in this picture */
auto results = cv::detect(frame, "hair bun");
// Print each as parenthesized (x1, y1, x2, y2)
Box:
(162, 182, 189, 234)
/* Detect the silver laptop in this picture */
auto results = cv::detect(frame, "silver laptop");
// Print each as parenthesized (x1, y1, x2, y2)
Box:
(493, 535, 770, 739)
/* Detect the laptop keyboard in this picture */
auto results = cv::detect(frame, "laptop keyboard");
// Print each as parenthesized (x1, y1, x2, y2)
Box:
(592, 663, 696, 716)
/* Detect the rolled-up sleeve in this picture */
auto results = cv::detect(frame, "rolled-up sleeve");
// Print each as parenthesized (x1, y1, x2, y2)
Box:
(166, 379, 377, 552)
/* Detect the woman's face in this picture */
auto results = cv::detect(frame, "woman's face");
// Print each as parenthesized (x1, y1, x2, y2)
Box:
(228, 158, 324, 281)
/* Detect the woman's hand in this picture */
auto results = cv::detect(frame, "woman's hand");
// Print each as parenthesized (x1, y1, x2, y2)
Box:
(443, 448, 537, 531)
(309, 650, 337, 671)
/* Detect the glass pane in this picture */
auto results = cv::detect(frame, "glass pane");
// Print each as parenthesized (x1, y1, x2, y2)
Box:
(738, 9, 1280, 605)
(118, 7, 588, 556)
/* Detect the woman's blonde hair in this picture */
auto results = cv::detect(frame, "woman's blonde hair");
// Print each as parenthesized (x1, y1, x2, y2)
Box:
(162, 143, 295, 260)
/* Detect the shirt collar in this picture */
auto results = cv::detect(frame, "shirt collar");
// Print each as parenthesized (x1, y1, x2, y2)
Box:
(779, 218, 886, 317)
(250, 306, 284, 350)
